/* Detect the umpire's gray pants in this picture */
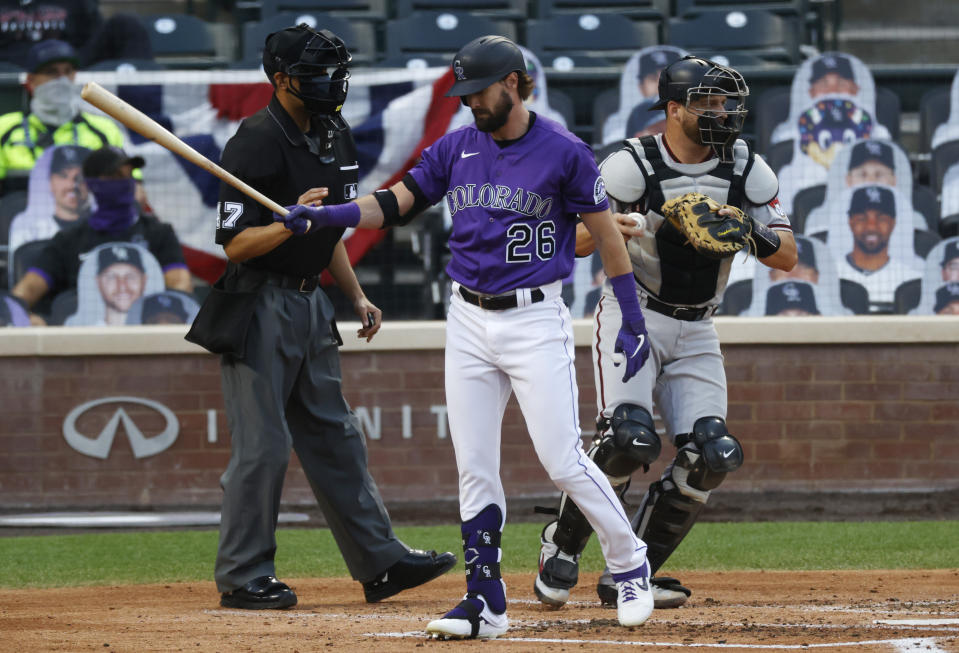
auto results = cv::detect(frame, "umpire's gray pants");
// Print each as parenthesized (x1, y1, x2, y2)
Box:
(214, 284, 407, 592)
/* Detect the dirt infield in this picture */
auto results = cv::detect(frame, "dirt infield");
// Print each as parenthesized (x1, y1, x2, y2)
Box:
(5, 570, 958, 652)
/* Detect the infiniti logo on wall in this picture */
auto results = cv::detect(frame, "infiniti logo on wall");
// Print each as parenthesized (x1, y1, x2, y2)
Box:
(62, 397, 179, 459)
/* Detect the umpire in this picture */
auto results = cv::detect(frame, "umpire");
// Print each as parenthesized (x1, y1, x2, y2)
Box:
(190, 24, 455, 610)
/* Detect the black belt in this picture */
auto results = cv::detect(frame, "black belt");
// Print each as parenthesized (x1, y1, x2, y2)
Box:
(458, 285, 545, 310)
(237, 266, 320, 292)
(643, 294, 715, 321)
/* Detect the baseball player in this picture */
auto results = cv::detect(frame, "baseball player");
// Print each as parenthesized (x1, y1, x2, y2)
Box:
(277, 35, 657, 639)
(533, 56, 798, 611)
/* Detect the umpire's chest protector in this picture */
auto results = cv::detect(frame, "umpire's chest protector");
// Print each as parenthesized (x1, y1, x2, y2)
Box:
(624, 136, 754, 306)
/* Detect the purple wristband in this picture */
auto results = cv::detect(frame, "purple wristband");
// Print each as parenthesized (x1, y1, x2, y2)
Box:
(609, 272, 643, 323)
(322, 202, 362, 228)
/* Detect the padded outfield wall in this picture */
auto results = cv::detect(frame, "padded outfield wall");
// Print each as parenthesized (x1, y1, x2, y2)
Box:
(0, 316, 957, 511)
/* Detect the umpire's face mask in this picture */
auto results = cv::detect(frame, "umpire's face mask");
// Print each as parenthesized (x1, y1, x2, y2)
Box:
(290, 68, 350, 117)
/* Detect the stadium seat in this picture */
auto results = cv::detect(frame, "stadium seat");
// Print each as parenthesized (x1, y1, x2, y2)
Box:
(839, 278, 870, 314)
(526, 13, 661, 66)
(385, 12, 517, 61)
(667, 8, 799, 65)
(533, 51, 617, 71)
(718, 278, 752, 315)
(914, 229, 942, 259)
(138, 14, 217, 64)
(242, 13, 376, 65)
(753, 86, 790, 154)
(913, 184, 940, 233)
(761, 139, 792, 175)
(791, 184, 825, 234)
(930, 140, 959, 193)
(48, 289, 78, 326)
(376, 53, 451, 69)
(591, 88, 620, 147)
(919, 85, 951, 155)
(259, 0, 388, 23)
(546, 88, 576, 131)
(535, 0, 667, 20)
(875, 87, 901, 143)
(8, 238, 48, 291)
(396, 0, 527, 21)
(85, 59, 167, 72)
(940, 213, 959, 239)
(893, 278, 921, 314)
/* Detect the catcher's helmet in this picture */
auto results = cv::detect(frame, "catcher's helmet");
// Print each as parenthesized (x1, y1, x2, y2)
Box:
(651, 56, 749, 162)
(264, 24, 352, 116)
(445, 35, 527, 99)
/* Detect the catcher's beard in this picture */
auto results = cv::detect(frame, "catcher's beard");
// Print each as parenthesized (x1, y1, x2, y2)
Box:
(473, 90, 513, 133)
(680, 110, 705, 146)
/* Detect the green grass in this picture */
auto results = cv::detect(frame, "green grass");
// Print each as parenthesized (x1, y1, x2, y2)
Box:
(1, 521, 957, 589)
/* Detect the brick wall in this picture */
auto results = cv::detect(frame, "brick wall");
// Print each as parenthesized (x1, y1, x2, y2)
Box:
(1, 338, 957, 509)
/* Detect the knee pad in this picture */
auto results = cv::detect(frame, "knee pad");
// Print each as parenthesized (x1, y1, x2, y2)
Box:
(593, 404, 662, 482)
(680, 417, 743, 492)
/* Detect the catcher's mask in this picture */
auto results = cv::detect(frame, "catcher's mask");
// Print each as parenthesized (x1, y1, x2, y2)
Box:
(652, 56, 749, 163)
(264, 24, 352, 158)
(445, 35, 527, 106)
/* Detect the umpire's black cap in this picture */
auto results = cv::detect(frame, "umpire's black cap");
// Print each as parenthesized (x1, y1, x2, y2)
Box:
(445, 35, 526, 98)
(263, 24, 351, 81)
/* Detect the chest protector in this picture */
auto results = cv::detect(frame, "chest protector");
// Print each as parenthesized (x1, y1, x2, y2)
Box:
(624, 136, 754, 305)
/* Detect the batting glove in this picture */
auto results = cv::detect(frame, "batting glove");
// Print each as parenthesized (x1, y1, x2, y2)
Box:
(608, 271, 650, 382)
(614, 317, 650, 383)
(273, 205, 321, 236)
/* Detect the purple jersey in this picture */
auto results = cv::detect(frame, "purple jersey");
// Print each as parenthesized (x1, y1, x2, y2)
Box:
(409, 113, 609, 295)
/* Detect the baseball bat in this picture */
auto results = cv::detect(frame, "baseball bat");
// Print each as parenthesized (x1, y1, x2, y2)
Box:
(80, 81, 296, 222)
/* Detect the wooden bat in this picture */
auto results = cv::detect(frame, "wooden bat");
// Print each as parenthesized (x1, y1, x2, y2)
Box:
(80, 81, 303, 224)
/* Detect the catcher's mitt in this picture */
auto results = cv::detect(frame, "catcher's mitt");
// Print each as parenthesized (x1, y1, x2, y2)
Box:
(661, 192, 753, 259)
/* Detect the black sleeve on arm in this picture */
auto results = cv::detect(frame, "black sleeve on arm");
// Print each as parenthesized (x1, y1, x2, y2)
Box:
(391, 173, 433, 227)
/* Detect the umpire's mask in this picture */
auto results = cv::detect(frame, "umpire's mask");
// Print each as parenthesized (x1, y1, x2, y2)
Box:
(264, 24, 352, 159)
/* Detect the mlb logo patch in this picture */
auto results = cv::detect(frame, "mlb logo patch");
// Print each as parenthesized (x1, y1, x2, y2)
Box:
(344, 183, 358, 199)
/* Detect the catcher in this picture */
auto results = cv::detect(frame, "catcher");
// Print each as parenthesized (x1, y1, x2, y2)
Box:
(534, 56, 797, 610)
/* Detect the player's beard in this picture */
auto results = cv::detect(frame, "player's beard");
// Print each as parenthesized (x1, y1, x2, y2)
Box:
(473, 90, 513, 133)
(681, 110, 705, 145)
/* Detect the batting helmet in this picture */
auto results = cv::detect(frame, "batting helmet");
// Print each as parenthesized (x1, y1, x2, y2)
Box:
(445, 35, 527, 98)
(651, 56, 749, 162)
(263, 24, 352, 117)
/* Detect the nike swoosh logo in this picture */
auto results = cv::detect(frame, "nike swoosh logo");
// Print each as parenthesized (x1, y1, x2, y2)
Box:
(461, 151, 479, 159)
(630, 335, 645, 357)
(722, 449, 734, 458)
(632, 439, 650, 446)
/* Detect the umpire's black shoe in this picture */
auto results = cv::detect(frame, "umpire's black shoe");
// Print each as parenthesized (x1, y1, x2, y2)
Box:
(220, 576, 297, 610)
(363, 549, 458, 603)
